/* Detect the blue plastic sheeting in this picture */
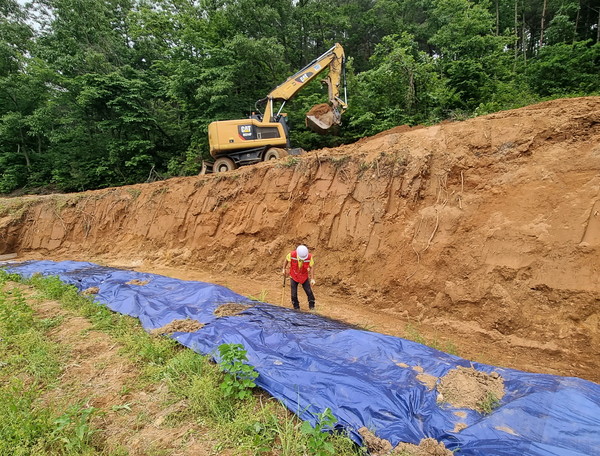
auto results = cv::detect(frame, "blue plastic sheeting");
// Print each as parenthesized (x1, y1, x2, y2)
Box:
(3, 260, 600, 456)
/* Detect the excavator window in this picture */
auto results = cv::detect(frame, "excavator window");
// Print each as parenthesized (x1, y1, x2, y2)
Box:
(256, 127, 280, 139)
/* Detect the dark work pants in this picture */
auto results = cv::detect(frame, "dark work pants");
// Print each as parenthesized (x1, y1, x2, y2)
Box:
(290, 278, 315, 310)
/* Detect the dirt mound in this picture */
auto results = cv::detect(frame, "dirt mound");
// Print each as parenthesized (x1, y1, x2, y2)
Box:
(150, 319, 204, 335)
(82, 286, 99, 295)
(214, 303, 253, 317)
(394, 438, 453, 456)
(1, 96, 600, 382)
(306, 103, 333, 116)
(126, 279, 149, 286)
(358, 124, 425, 143)
(358, 428, 452, 456)
(358, 427, 393, 455)
(437, 366, 504, 412)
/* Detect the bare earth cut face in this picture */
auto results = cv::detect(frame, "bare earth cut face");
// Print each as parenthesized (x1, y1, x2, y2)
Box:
(1, 96, 599, 384)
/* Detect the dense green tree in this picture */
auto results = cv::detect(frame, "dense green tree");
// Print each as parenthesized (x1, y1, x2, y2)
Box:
(348, 34, 452, 136)
(0, 0, 598, 194)
(0, 0, 50, 192)
(35, 0, 134, 76)
(544, 5, 578, 45)
(526, 40, 600, 96)
(428, 0, 515, 111)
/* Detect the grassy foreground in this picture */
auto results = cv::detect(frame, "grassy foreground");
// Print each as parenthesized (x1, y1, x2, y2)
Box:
(0, 271, 362, 455)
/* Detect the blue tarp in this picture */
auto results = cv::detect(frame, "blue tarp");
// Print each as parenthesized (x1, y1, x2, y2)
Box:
(2, 260, 599, 456)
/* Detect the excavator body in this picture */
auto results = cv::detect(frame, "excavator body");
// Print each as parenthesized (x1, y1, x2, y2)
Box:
(204, 43, 348, 173)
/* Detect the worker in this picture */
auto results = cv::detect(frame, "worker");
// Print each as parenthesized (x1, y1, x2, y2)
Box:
(282, 244, 316, 311)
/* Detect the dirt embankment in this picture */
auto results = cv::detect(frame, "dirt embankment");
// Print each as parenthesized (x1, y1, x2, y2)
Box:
(1, 97, 599, 382)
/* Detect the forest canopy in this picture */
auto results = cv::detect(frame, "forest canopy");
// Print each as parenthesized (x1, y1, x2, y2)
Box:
(1, 0, 599, 193)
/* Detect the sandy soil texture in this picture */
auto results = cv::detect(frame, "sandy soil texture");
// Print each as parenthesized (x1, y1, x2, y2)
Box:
(150, 318, 204, 335)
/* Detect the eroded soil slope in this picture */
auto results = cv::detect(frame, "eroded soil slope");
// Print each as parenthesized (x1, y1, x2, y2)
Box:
(2, 97, 599, 382)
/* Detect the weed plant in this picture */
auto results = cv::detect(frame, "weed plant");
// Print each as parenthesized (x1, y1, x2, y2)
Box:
(248, 289, 269, 302)
(279, 157, 300, 168)
(2, 272, 364, 455)
(0, 198, 35, 218)
(301, 408, 337, 456)
(326, 155, 351, 169)
(217, 343, 259, 400)
(476, 391, 500, 415)
(127, 188, 142, 199)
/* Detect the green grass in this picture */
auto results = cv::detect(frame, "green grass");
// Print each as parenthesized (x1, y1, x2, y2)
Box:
(476, 391, 500, 415)
(1, 271, 364, 455)
(0, 197, 35, 218)
(404, 324, 459, 356)
(279, 157, 300, 168)
(248, 289, 269, 302)
(0, 276, 98, 456)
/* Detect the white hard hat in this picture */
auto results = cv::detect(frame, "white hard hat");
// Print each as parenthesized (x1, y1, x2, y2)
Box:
(297, 245, 309, 260)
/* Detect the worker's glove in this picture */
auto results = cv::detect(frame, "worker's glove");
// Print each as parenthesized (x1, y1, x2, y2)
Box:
(282, 268, 286, 276)
(310, 279, 316, 286)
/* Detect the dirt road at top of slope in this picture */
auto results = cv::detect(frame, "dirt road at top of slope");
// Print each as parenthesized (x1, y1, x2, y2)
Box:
(2, 96, 600, 384)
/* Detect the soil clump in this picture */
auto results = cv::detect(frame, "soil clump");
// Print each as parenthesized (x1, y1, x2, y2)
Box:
(393, 438, 454, 455)
(437, 366, 505, 412)
(82, 286, 99, 295)
(150, 318, 204, 335)
(214, 303, 253, 317)
(358, 427, 393, 455)
(126, 279, 149, 285)
(306, 103, 332, 117)
(416, 373, 438, 390)
(358, 428, 453, 456)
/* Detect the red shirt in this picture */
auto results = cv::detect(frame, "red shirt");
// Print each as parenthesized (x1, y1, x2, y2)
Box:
(287, 250, 314, 284)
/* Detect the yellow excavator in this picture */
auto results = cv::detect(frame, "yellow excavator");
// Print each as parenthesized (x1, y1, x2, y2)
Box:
(204, 43, 347, 173)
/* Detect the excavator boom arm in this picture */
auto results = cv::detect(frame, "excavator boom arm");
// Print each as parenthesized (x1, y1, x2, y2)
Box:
(261, 43, 347, 126)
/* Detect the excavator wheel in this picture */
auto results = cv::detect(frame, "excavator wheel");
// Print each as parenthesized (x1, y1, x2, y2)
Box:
(213, 157, 237, 173)
(264, 148, 288, 161)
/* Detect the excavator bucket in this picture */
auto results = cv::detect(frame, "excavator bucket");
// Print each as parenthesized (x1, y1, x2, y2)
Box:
(306, 103, 341, 134)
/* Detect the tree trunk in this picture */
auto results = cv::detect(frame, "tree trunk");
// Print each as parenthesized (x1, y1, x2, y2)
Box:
(18, 143, 31, 170)
(18, 128, 31, 170)
(495, 0, 500, 36)
(539, 0, 547, 48)
(513, 0, 519, 72)
(522, 12, 527, 62)
(573, 1, 580, 43)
